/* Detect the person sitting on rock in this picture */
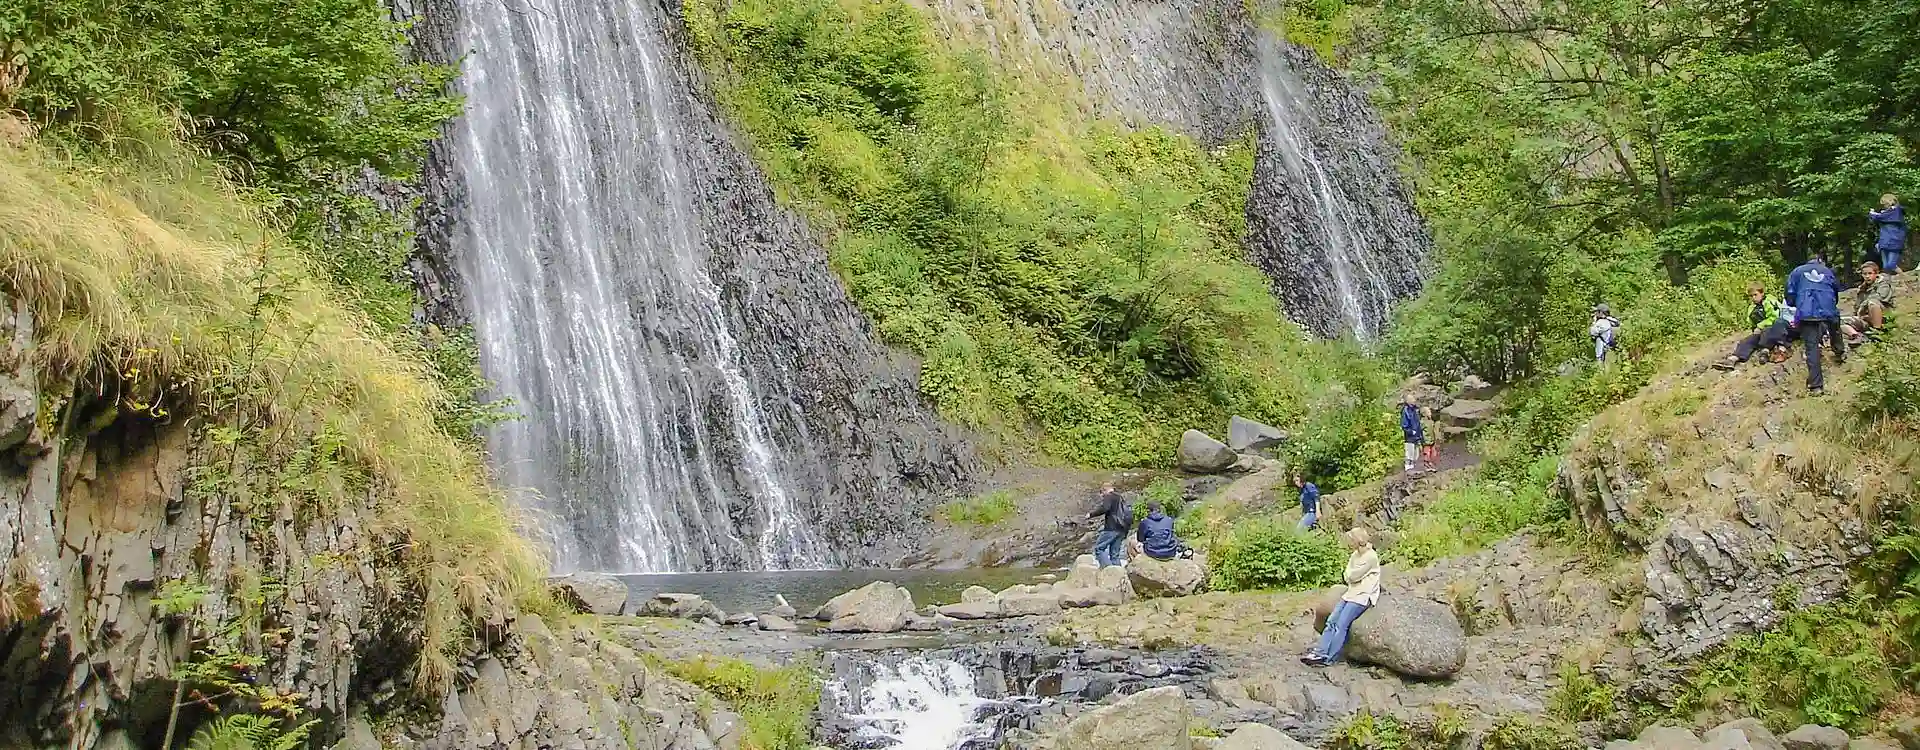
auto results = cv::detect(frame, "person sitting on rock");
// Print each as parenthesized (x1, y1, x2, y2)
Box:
(1841, 260, 1895, 344)
(1136, 502, 1191, 561)
(1087, 482, 1133, 567)
(1717, 283, 1792, 370)
(1294, 473, 1320, 530)
(1302, 527, 1381, 668)
(1399, 394, 1424, 474)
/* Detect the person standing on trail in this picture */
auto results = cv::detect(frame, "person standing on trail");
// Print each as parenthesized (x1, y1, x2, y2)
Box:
(1589, 304, 1622, 363)
(1420, 407, 1439, 471)
(1294, 472, 1320, 530)
(1302, 527, 1381, 668)
(1871, 194, 1906, 273)
(1398, 394, 1424, 474)
(1787, 252, 1846, 395)
(1086, 483, 1132, 567)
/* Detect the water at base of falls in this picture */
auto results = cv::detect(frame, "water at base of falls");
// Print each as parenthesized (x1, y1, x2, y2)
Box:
(826, 657, 1003, 749)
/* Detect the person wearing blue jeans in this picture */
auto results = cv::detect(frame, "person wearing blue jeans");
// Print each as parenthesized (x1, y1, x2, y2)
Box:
(1871, 194, 1906, 273)
(1787, 253, 1845, 394)
(1303, 527, 1381, 667)
(1293, 473, 1320, 530)
(1087, 483, 1133, 566)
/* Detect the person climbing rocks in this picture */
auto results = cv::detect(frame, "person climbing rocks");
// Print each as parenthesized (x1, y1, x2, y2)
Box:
(1087, 482, 1133, 567)
(1294, 472, 1320, 530)
(1716, 283, 1792, 370)
(1399, 394, 1424, 474)
(1302, 527, 1381, 668)
(1590, 304, 1622, 363)
(1136, 502, 1191, 561)
(1787, 251, 1846, 395)
(1842, 260, 1895, 344)
(1871, 194, 1906, 274)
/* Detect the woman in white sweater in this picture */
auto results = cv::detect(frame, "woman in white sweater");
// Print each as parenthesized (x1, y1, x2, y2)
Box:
(1303, 527, 1381, 667)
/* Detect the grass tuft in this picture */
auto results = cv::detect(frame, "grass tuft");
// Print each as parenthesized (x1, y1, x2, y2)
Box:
(661, 656, 819, 750)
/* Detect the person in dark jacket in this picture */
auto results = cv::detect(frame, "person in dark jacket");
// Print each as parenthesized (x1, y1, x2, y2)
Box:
(1294, 473, 1320, 530)
(1717, 283, 1791, 369)
(1787, 253, 1846, 394)
(1136, 503, 1189, 560)
(1399, 394, 1424, 474)
(1871, 194, 1906, 273)
(1087, 483, 1132, 567)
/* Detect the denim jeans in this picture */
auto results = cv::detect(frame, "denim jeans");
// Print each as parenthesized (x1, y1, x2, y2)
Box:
(1799, 319, 1847, 390)
(1297, 511, 1318, 531)
(1312, 600, 1371, 661)
(1093, 530, 1126, 567)
(1883, 247, 1903, 273)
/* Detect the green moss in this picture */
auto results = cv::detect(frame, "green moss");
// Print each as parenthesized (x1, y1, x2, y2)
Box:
(661, 656, 819, 750)
(940, 490, 1018, 526)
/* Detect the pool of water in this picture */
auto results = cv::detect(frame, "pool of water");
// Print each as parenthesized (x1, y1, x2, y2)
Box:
(617, 567, 1055, 615)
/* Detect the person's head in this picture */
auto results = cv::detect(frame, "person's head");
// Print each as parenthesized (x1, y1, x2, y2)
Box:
(1883, 193, 1899, 208)
(1862, 260, 1882, 281)
(1343, 527, 1372, 550)
(1592, 303, 1611, 318)
(1101, 482, 1115, 494)
(1292, 472, 1305, 487)
(1747, 283, 1766, 304)
(1403, 393, 1417, 406)
(1147, 501, 1163, 517)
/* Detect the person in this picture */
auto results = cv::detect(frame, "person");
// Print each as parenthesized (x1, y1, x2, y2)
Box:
(1787, 252, 1846, 394)
(1294, 473, 1320, 530)
(1419, 406, 1438, 471)
(1842, 260, 1895, 343)
(1399, 394, 1424, 474)
(1135, 502, 1191, 560)
(1087, 483, 1132, 567)
(1302, 527, 1381, 667)
(1716, 283, 1791, 370)
(1871, 194, 1906, 273)
(1590, 304, 1622, 363)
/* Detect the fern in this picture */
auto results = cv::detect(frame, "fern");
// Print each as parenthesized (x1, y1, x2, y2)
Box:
(187, 715, 316, 750)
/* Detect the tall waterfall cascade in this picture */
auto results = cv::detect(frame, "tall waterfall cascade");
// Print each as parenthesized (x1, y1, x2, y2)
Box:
(431, 0, 974, 574)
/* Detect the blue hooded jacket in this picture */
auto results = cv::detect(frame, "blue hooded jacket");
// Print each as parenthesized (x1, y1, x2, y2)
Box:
(1299, 482, 1320, 515)
(1872, 205, 1908, 251)
(1136, 510, 1180, 559)
(1787, 260, 1841, 321)
(1400, 403, 1424, 443)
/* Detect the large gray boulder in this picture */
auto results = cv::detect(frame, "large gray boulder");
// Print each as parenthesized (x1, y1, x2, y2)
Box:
(1784, 726, 1850, 750)
(638, 592, 723, 621)
(1439, 399, 1498, 429)
(756, 614, 798, 632)
(1128, 555, 1206, 598)
(551, 573, 629, 616)
(1454, 374, 1499, 400)
(1048, 685, 1190, 750)
(1179, 429, 1238, 474)
(1227, 416, 1288, 452)
(1219, 724, 1311, 750)
(1059, 566, 1135, 608)
(1314, 588, 1466, 679)
(1705, 718, 1786, 750)
(997, 591, 1063, 617)
(821, 581, 915, 633)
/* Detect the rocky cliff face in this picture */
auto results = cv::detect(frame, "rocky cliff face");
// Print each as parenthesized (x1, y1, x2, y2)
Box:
(398, 0, 980, 573)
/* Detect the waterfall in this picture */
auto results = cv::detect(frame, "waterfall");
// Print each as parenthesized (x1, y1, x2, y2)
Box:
(1245, 35, 1430, 340)
(444, 0, 829, 573)
(823, 656, 1005, 749)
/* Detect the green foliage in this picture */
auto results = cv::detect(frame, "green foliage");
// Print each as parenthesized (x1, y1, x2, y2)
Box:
(1283, 350, 1403, 490)
(1548, 664, 1616, 723)
(685, 0, 1350, 467)
(1480, 717, 1580, 750)
(1853, 325, 1920, 425)
(1134, 477, 1186, 519)
(1387, 457, 1556, 567)
(1207, 521, 1345, 592)
(186, 714, 317, 750)
(662, 657, 819, 750)
(1672, 597, 1895, 732)
(1330, 711, 1411, 750)
(940, 490, 1017, 526)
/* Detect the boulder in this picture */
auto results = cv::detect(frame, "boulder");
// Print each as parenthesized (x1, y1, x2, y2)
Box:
(961, 585, 996, 603)
(722, 611, 758, 626)
(1227, 416, 1288, 452)
(1706, 719, 1786, 750)
(1048, 685, 1190, 750)
(1313, 588, 1466, 679)
(1889, 719, 1920, 750)
(1219, 724, 1311, 750)
(997, 592, 1063, 617)
(757, 614, 797, 632)
(638, 593, 723, 621)
(1455, 374, 1499, 400)
(1852, 739, 1903, 750)
(768, 594, 798, 619)
(1783, 726, 1849, 750)
(1179, 430, 1238, 474)
(1439, 399, 1498, 429)
(1064, 555, 1101, 589)
(1058, 567, 1133, 608)
(1636, 725, 1705, 750)
(550, 573, 629, 616)
(937, 599, 1001, 619)
(820, 581, 915, 633)
(903, 615, 941, 631)
(1128, 555, 1206, 598)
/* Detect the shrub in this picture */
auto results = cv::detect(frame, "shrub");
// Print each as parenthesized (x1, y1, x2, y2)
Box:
(1134, 477, 1186, 520)
(1387, 457, 1555, 567)
(1208, 521, 1345, 592)
(662, 657, 819, 750)
(1853, 325, 1920, 426)
(1548, 663, 1616, 723)
(1480, 717, 1580, 750)
(1329, 711, 1410, 750)
(1672, 598, 1895, 732)
(939, 490, 1017, 526)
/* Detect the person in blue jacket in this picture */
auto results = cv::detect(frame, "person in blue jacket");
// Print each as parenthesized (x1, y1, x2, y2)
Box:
(1786, 252, 1847, 394)
(1399, 394, 1424, 474)
(1135, 502, 1190, 560)
(1871, 194, 1906, 273)
(1294, 472, 1320, 530)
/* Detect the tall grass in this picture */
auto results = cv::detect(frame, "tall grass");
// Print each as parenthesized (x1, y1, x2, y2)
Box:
(0, 128, 544, 689)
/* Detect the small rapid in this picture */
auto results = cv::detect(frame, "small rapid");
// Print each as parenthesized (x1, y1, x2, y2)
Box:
(824, 656, 1003, 749)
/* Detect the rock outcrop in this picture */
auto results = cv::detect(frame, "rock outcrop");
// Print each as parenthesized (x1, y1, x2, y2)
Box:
(1218, 724, 1311, 750)
(1314, 589, 1467, 679)
(552, 573, 630, 615)
(819, 581, 915, 633)
(1439, 398, 1498, 429)
(1128, 555, 1208, 598)
(1227, 416, 1288, 452)
(1180, 430, 1239, 473)
(639, 593, 725, 622)
(1783, 725, 1850, 750)
(1046, 685, 1191, 750)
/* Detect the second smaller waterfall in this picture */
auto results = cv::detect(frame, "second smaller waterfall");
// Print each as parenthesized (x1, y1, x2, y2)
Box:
(822, 655, 1015, 749)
